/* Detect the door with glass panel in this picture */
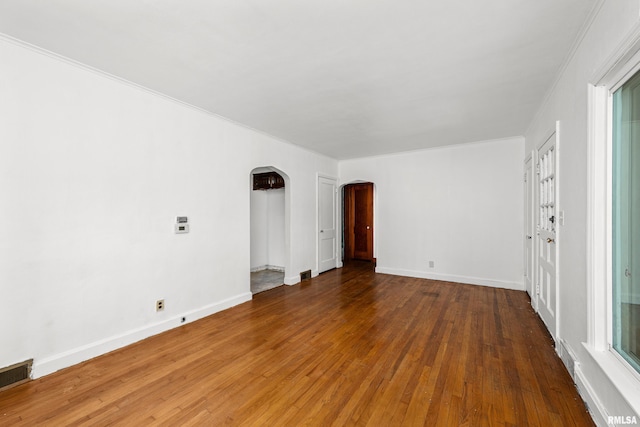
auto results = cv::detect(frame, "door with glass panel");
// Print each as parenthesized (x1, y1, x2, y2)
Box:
(537, 132, 557, 340)
(612, 70, 640, 373)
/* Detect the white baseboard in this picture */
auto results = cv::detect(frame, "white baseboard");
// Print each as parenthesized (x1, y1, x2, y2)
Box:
(575, 364, 609, 427)
(250, 265, 285, 273)
(285, 268, 321, 286)
(558, 339, 578, 380)
(32, 292, 252, 379)
(374, 267, 524, 291)
(284, 275, 299, 285)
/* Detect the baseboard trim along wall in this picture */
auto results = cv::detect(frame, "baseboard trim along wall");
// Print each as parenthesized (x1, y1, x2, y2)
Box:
(32, 292, 252, 379)
(250, 265, 285, 273)
(284, 275, 299, 285)
(558, 339, 578, 380)
(575, 365, 608, 427)
(374, 267, 524, 291)
(285, 269, 319, 286)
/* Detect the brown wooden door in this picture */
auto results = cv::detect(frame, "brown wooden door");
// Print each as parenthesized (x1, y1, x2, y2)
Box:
(344, 183, 373, 261)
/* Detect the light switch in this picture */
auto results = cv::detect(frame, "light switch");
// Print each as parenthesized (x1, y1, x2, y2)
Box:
(558, 210, 565, 226)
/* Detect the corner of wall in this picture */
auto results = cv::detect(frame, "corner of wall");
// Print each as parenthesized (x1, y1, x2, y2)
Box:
(284, 275, 300, 286)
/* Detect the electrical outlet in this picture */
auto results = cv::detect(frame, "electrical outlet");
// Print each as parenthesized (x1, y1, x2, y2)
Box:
(429, 261, 435, 268)
(156, 299, 165, 312)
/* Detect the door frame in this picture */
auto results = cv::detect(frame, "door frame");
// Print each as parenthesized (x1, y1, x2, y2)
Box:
(524, 152, 537, 309)
(249, 166, 294, 284)
(534, 121, 561, 343)
(343, 182, 374, 262)
(337, 180, 377, 268)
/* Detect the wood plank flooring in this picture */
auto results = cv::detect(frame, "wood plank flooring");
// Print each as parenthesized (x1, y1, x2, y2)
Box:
(0, 262, 594, 426)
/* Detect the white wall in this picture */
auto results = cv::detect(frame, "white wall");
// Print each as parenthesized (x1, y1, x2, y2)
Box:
(250, 187, 285, 270)
(250, 189, 268, 269)
(0, 36, 337, 377)
(524, 1, 640, 423)
(339, 137, 524, 290)
(266, 188, 286, 268)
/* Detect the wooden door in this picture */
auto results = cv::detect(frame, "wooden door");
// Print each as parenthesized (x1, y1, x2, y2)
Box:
(318, 176, 337, 273)
(344, 183, 374, 261)
(537, 132, 558, 340)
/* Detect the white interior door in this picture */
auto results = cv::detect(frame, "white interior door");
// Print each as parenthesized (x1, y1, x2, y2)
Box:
(318, 176, 337, 273)
(525, 156, 536, 307)
(537, 131, 558, 340)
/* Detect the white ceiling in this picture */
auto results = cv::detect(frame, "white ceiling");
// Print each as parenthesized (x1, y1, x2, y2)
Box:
(0, 0, 598, 159)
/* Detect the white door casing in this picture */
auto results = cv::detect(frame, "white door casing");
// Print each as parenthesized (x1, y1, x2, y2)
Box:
(525, 155, 536, 307)
(318, 176, 337, 273)
(536, 129, 558, 340)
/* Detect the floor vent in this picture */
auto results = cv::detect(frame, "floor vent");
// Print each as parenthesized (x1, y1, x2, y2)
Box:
(0, 359, 33, 392)
(300, 270, 312, 281)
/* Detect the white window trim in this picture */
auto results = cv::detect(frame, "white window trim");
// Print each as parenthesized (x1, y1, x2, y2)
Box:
(587, 25, 640, 416)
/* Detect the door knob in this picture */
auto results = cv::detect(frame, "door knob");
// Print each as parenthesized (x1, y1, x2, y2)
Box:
(526, 235, 532, 239)
(547, 237, 555, 243)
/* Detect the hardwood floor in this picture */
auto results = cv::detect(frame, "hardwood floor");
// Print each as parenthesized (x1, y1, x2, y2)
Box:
(1, 262, 593, 426)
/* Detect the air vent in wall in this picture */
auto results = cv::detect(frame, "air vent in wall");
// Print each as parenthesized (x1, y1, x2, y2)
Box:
(300, 270, 312, 281)
(0, 359, 32, 392)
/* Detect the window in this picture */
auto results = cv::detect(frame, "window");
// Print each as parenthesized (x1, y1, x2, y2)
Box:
(586, 27, 640, 420)
(612, 69, 640, 374)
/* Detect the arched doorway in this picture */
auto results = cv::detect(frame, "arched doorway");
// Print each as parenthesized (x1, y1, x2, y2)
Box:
(250, 167, 290, 294)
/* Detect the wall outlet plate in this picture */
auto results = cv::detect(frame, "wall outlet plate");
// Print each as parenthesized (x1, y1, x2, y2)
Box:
(175, 223, 189, 234)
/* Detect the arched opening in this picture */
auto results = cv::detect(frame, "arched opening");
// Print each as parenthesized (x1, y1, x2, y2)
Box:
(250, 167, 290, 294)
(339, 181, 376, 266)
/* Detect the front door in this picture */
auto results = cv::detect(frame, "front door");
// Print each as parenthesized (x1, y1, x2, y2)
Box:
(537, 131, 558, 340)
(318, 176, 337, 273)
